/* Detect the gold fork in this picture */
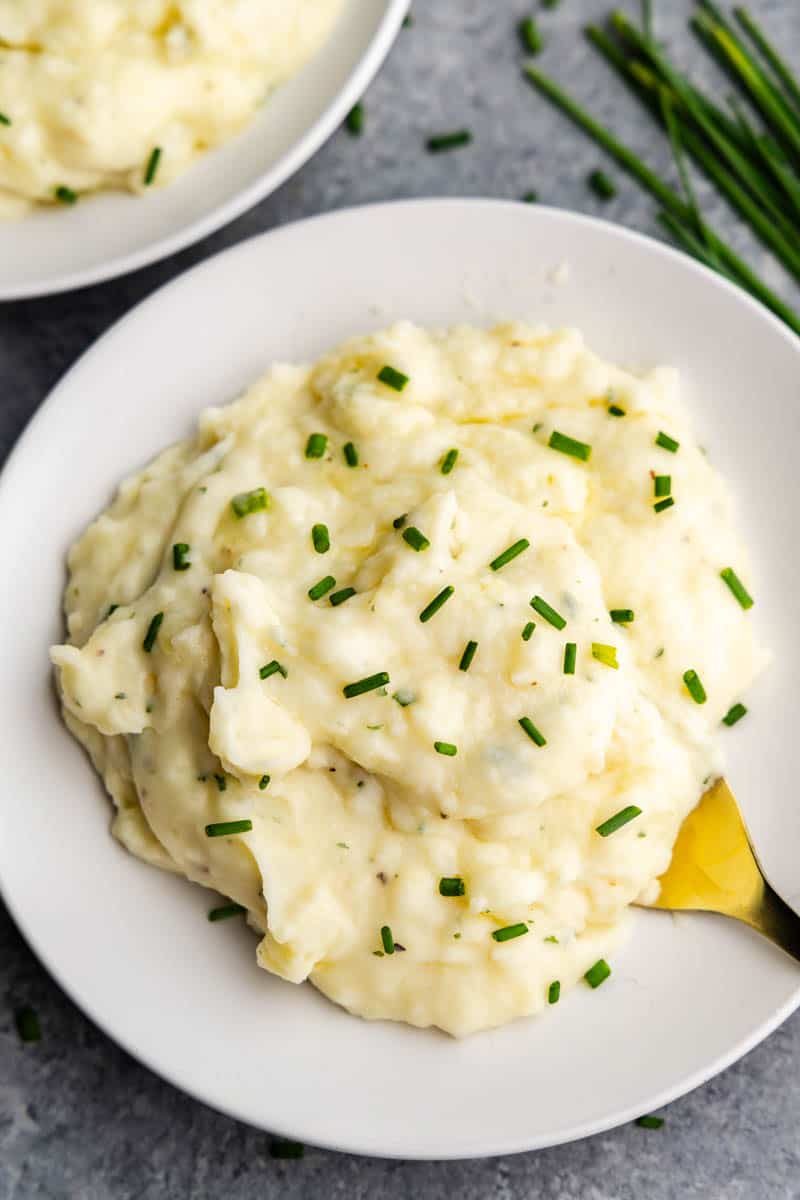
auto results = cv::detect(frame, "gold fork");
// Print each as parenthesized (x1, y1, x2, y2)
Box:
(641, 777, 800, 963)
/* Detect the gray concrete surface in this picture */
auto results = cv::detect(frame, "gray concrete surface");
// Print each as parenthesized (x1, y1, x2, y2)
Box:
(2, 2, 799, 1196)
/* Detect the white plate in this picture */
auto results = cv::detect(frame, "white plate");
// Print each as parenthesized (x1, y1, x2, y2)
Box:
(0, 0, 407, 300)
(1, 200, 799, 1160)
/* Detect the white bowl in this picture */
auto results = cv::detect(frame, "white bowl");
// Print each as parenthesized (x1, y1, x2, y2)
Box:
(1, 200, 798, 1159)
(0, 0, 408, 300)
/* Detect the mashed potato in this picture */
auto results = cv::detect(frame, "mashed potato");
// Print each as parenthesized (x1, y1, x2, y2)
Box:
(50, 323, 765, 1036)
(0, 0, 342, 216)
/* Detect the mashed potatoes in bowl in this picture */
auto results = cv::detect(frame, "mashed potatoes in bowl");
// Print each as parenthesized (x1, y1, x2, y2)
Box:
(50, 321, 765, 1037)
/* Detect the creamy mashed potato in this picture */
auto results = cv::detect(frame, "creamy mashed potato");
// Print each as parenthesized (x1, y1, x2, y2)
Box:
(0, 0, 342, 216)
(51, 323, 765, 1036)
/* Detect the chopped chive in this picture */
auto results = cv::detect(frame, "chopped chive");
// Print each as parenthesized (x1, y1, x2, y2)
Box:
(544, 935, 558, 943)
(683, 668, 707, 704)
(563, 642, 577, 674)
(345, 102, 364, 136)
(547, 980, 561, 1005)
(653, 497, 675, 513)
(142, 612, 164, 653)
(214, 774, 227, 792)
(14, 1006, 41, 1043)
(381, 925, 395, 954)
(439, 876, 466, 897)
(720, 567, 754, 610)
(519, 716, 547, 746)
(419, 585, 454, 623)
(591, 642, 619, 669)
(106, 604, 119, 618)
(654, 474, 671, 498)
(54, 185, 78, 205)
(312, 523, 330, 554)
(205, 819, 253, 838)
(655, 431, 680, 452)
(330, 586, 357, 606)
(610, 608, 634, 624)
(490, 538, 530, 571)
(259, 660, 288, 680)
(722, 702, 747, 728)
(492, 923, 529, 943)
(305, 432, 328, 459)
(608, 403, 626, 417)
(584, 958, 611, 988)
(172, 542, 191, 571)
(377, 365, 409, 391)
(343, 672, 390, 699)
(441, 447, 459, 475)
(393, 688, 416, 707)
(114, 692, 127, 700)
(208, 902, 246, 922)
(231, 487, 269, 518)
(343, 441, 359, 467)
(269, 1139, 304, 1160)
(596, 805, 642, 837)
(548, 430, 592, 461)
(392, 513, 408, 529)
(308, 575, 336, 601)
(402, 526, 430, 552)
(434, 741, 458, 756)
(522, 189, 539, 203)
(588, 168, 617, 199)
(522, 621, 536, 641)
(519, 16, 542, 54)
(427, 129, 472, 152)
(636, 1115, 665, 1130)
(530, 595, 566, 629)
(459, 640, 478, 672)
(144, 146, 162, 186)
(0, 113, 11, 126)
(258, 774, 270, 790)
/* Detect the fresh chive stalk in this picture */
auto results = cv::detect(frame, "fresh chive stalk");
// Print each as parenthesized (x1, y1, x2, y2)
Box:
(459, 640, 478, 672)
(439, 876, 466, 897)
(492, 923, 529, 943)
(722, 702, 747, 727)
(596, 805, 642, 836)
(343, 672, 390, 698)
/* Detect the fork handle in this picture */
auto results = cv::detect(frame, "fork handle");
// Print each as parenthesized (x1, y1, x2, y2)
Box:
(751, 883, 800, 965)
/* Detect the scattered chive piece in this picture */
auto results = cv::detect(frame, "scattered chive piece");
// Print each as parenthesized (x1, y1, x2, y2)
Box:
(427, 129, 472, 152)
(490, 538, 530, 571)
(14, 1006, 40, 1043)
(106, 604, 119, 618)
(596, 805, 642, 837)
(54, 185, 78, 205)
(610, 608, 634, 624)
(231, 487, 269, 518)
(343, 672, 390, 699)
(402, 13, 413, 26)
(522, 189, 539, 203)
(208, 902, 246, 922)
(308, 575, 336, 601)
(441, 447, 459, 475)
(419, 585, 454, 623)
(654, 474, 671, 498)
(377, 364, 409, 391)
(434, 741, 458, 756)
(653, 496, 675, 514)
(588, 168, 617, 199)
(144, 146, 162, 186)
(439, 876, 466, 897)
(258, 774, 270, 790)
(519, 16, 542, 54)
(720, 567, 754, 610)
(305, 432, 328, 459)
(345, 102, 364, 136)
(655, 431, 680, 453)
(683, 668, 707, 704)
(205, 819, 253, 838)
(563, 642, 577, 675)
(343, 441, 359, 467)
(214, 774, 227, 792)
(542, 0, 561, 6)
(591, 642, 619, 670)
(142, 612, 164, 653)
(330, 586, 357, 607)
(114, 692, 127, 700)
(259, 660, 288, 680)
(0, 112, 11, 126)
(459, 640, 478, 672)
(312, 523, 330, 554)
(393, 688, 416, 707)
(402, 526, 430, 552)
(381, 925, 395, 954)
(172, 542, 191, 571)
(544, 935, 559, 944)
(519, 716, 547, 746)
(584, 958, 611, 988)
(608, 403, 626, 417)
(530, 595, 566, 630)
(392, 513, 408, 530)
(492, 923, 529, 943)
(547, 981, 561, 1005)
(522, 621, 536, 641)
(636, 1115, 664, 1130)
(722, 702, 747, 728)
(548, 430, 592, 461)
(269, 1139, 304, 1160)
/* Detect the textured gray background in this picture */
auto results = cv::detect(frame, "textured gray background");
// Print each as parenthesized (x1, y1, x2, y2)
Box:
(2, 2, 799, 1197)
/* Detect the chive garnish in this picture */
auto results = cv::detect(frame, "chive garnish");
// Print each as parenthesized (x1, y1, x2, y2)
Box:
(519, 716, 547, 746)
(345, 102, 364, 136)
(655, 431, 680, 452)
(563, 642, 577, 675)
(591, 642, 619, 669)
(15, 1006, 41, 1043)
(106, 604, 119, 619)
(269, 1139, 304, 1160)
(490, 538, 530, 571)
(588, 168, 617, 199)
(172, 542, 191, 571)
(377, 365, 409, 391)
(596, 805, 642, 837)
(312, 523, 330, 554)
(427, 130, 472, 152)
(258, 774, 270, 789)
(459, 640, 478, 672)
(205, 819, 253, 838)
(683, 668, 707, 704)
(402, 526, 430, 552)
(584, 959, 611, 988)
(330, 586, 357, 606)
(519, 16, 542, 54)
(610, 608, 634, 623)
(547, 981, 561, 1005)
(654, 474, 671, 498)
(720, 567, 754, 610)
(636, 1115, 665, 1130)
(492, 923, 529, 943)
(441, 448, 459, 475)
(308, 575, 336, 601)
(653, 497, 675, 513)
(522, 190, 538, 203)
(343, 672, 390, 699)
(54, 185, 78, 205)
(381, 925, 395, 954)
(144, 146, 162, 186)
(439, 876, 466, 897)
(392, 513, 408, 529)
(214, 774, 227, 792)
(0, 113, 11, 126)
(608, 403, 626, 417)
(259, 660, 288, 679)
(434, 741, 458, 756)
(419, 585, 454, 623)
(231, 487, 269, 518)
(548, 430, 592, 461)
(142, 612, 164, 653)
(722, 702, 747, 727)
(208, 902, 246, 922)
(530, 595, 566, 629)
(343, 441, 359, 467)
(305, 432, 328, 459)
(522, 621, 536, 641)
